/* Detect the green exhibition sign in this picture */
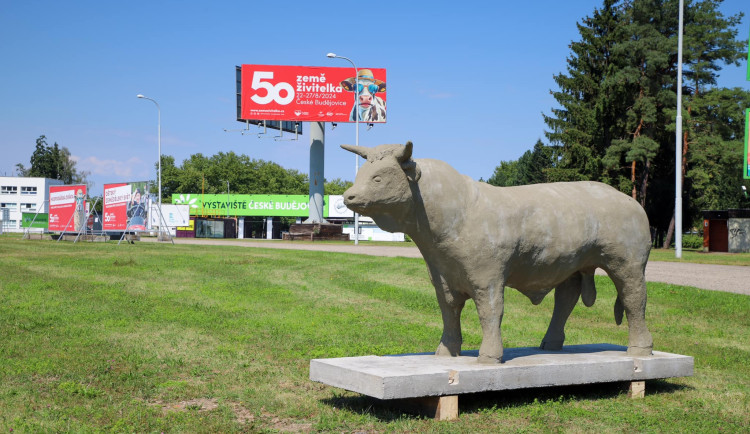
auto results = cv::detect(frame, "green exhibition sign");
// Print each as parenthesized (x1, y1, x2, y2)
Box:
(21, 212, 48, 229)
(172, 194, 330, 217)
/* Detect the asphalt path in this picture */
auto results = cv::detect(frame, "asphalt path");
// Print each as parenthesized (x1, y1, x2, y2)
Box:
(146, 238, 750, 296)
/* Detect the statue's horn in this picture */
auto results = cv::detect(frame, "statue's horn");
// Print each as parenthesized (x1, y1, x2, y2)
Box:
(396, 141, 414, 163)
(341, 144, 369, 159)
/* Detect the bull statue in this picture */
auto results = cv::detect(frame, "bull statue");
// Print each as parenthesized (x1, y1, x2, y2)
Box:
(341, 142, 653, 364)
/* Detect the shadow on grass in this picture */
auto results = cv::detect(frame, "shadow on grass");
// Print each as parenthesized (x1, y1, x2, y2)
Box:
(322, 380, 693, 421)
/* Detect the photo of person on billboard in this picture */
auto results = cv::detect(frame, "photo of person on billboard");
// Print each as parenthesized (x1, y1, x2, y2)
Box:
(340, 69, 386, 122)
(126, 186, 148, 231)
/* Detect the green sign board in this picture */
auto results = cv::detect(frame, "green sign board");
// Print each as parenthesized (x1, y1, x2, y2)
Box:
(172, 194, 330, 217)
(21, 212, 48, 229)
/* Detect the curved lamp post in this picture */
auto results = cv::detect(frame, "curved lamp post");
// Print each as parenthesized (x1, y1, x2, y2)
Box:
(327, 53, 360, 245)
(136, 94, 163, 240)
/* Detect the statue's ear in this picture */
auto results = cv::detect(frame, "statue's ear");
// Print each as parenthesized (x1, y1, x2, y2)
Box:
(395, 141, 413, 163)
(401, 160, 421, 182)
(398, 141, 419, 182)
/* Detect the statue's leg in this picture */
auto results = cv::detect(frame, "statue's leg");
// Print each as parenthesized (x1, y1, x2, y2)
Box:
(475, 283, 505, 364)
(540, 273, 582, 350)
(609, 267, 653, 356)
(430, 270, 467, 357)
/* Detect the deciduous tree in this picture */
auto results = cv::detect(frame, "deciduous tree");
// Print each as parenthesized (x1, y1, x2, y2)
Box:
(16, 135, 91, 186)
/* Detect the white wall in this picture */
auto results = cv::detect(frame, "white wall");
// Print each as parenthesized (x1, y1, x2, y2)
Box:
(342, 223, 405, 242)
(0, 177, 64, 232)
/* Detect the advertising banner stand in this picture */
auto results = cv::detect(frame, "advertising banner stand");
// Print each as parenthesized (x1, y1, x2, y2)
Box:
(117, 203, 174, 245)
(103, 182, 174, 246)
(54, 209, 78, 243)
(155, 204, 175, 244)
(50, 185, 87, 240)
(22, 201, 48, 239)
(72, 197, 100, 243)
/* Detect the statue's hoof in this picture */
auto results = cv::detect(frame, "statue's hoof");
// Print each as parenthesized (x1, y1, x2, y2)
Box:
(627, 345, 653, 356)
(540, 340, 564, 351)
(477, 354, 503, 364)
(435, 343, 460, 357)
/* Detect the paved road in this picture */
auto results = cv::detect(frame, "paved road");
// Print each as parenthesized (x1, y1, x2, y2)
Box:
(146, 238, 750, 296)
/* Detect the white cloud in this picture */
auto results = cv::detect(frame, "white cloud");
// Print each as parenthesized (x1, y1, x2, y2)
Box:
(74, 155, 145, 178)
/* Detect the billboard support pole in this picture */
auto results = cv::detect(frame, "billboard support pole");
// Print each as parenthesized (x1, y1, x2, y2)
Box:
(155, 203, 175, 244)
(56, 208, 77, 243)
(73, 197, 99, 244)
(327, 53, 361, 245)
(305, 121, 327, 224)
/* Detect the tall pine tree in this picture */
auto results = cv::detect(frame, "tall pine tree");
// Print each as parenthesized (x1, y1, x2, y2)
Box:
(543, 0, 622, 183)
(543, 0, 746, 244)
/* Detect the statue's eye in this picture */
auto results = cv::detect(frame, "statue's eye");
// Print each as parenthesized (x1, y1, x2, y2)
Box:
(373, 176, 382, 183)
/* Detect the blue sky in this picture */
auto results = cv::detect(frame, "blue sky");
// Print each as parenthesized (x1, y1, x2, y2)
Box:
(1, 0, 747, 194)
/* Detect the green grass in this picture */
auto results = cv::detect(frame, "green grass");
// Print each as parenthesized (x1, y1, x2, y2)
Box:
(0, 236, 748, 432)
(649, 247, 750, 266)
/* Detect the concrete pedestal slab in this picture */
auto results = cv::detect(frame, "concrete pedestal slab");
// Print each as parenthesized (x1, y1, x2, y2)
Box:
(310, 343, 693, 401)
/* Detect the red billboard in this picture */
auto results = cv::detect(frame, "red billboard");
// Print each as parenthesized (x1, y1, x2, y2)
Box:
(103, 183, 130, 231)
(103, 183, 150, 231)
(240, 64, 387, 123)
(48, 185, 86, 232)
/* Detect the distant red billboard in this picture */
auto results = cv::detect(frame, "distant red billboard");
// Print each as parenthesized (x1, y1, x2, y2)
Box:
(103, 182, 150, 231)
(103, 183, 130, 231)
(48, 185, 86, 232)
(240, 64, 387, 123)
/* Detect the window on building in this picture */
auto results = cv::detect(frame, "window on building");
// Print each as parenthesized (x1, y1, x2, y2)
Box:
(1, 202, 18, 211)
(1, 186, 18, 195)
(1, 220, 17, 230)
(20, 186, 37, 195)
(20, 203, 35, 211)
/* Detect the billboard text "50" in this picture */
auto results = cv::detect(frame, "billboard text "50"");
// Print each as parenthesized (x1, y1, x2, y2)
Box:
(250, 71, 294, 105)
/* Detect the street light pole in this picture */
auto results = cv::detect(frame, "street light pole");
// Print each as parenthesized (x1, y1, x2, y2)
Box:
(136, 94, 162, 240)
(327, 53, 360, 245)
(675, 0, 684, 258)
(222, 179, 229, 218)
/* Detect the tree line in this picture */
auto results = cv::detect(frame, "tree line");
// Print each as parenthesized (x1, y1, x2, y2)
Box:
(487, 0, 749, 247)
(15, 136, 352, 203)
(158, 152, 352, 200)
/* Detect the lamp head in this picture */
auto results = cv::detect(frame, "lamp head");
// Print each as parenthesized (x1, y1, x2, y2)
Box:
(137, 94, 145, 98)
(326, 53, 336, 58)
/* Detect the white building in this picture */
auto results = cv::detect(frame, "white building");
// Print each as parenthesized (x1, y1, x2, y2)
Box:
(0, 176, 64, 232)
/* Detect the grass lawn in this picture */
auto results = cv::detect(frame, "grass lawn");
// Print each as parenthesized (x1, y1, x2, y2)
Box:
(649, 248, 750, 266)
(0, 235, 748, 432)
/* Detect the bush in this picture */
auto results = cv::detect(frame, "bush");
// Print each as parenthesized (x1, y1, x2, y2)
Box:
(681, 234, 703, 249)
